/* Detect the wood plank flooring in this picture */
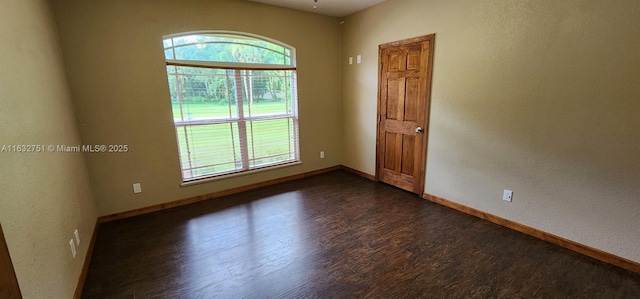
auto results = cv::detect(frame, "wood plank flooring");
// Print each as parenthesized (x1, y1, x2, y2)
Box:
(82, 170, 640, 298)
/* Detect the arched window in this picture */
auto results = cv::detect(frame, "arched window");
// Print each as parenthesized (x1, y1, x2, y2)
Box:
(163, 31, 299, 183)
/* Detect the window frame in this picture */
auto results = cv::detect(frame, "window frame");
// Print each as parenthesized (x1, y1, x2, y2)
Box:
(163, 31, 301, 185)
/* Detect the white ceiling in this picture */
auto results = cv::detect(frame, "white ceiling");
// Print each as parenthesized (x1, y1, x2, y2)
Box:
(247, 0, 387, 17)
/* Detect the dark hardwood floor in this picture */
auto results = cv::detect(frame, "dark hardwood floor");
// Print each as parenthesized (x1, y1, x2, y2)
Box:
(82, 170, 640, 298)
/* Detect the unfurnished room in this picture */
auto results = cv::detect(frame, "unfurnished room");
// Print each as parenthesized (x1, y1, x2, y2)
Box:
(1, 0, 639, 298)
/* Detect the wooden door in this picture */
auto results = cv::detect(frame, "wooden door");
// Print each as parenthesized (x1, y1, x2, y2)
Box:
(0, 224, 22, 298)
(376, 35, 435, 194)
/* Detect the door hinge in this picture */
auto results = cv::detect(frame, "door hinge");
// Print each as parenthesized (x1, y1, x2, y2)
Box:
(379, 115, 382, 122)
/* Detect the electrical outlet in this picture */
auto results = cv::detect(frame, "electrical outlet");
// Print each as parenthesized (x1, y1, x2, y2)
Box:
(69, 239, 76, 258)
(133, 183, 142, 194)
(320, 151, 325, 159)
(503, 189, 513, 202)
(74, 229, 80, 246)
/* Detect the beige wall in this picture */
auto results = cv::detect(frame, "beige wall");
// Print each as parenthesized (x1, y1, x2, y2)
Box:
(50, 0, 343, 216)
(0, 0, 98, 298)
(342, 0, 640, 263)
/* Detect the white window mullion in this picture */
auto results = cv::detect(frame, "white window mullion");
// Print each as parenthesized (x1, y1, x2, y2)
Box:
(233, 69, 249, 171)
(224, 70, 240, 170)
(228, 123, 239, 170)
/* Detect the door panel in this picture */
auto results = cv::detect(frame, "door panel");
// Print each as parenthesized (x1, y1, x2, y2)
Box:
(384, 133, 396, 169)
(407, 51, 421, 70)
(377, 35, 435, 194)
(401, 135, 415, 175)
(405, 78, 419, 121)
(386, 79, 400, 120)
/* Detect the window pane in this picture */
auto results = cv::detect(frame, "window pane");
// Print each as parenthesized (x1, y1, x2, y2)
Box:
(164, 33, 290, 65)
(247, 118, 298, 168)
(171, 43, 287, 64)
(176, 123, 242, 180)
(164, 49, 175, 60)
(240, 70, 296, 118)
(167, 66, 238, 122)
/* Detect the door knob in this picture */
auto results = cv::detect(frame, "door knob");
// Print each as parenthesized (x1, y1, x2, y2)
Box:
(415, 127, 423, 133)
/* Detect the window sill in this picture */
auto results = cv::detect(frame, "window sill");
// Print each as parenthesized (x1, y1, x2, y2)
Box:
(180, 161, 302, 187)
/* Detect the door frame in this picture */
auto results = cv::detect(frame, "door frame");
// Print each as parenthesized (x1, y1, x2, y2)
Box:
(1, 223, 22, 299)
(375, 34, 435, 194)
